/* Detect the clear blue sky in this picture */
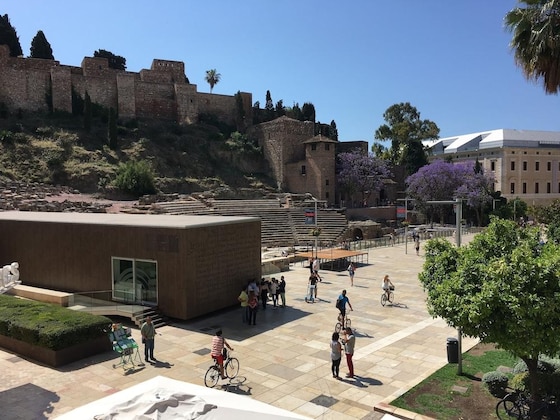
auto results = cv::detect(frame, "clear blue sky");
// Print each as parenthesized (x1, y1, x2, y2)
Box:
(5, 1, 559, 148)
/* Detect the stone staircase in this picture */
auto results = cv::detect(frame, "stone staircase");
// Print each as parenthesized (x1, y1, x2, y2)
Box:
(149, 198, 349, 247)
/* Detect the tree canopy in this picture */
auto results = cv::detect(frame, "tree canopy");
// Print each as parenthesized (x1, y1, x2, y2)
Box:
(337, 149, 392, 206)
(505, 0, 560, 94)
(30, 30, 54, 60)
(205, 69, 221, 93)
(94, 49, 126, 70)
(374, 102, 439, 175)
(420, 218, 560, 401)
(406, 160, 494, 225)
(0, 14, 23, 57)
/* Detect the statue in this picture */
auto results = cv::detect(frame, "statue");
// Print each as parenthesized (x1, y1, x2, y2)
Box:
(1, 262, 20, 291)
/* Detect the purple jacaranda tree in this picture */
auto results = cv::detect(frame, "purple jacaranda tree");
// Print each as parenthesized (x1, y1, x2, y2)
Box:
(406, 160, 494, 226)
(455, 167, 495, 226)
(338, 149, 392, 207)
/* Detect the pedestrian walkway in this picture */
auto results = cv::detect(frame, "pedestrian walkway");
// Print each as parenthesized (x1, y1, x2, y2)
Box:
(0, 236, 478, 419)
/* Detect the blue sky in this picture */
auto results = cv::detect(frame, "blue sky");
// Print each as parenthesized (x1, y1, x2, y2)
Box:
(4, 1, 559, 148)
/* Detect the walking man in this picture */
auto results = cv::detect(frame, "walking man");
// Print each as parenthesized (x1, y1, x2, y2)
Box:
(141, 316, 156, 363)
(337, 289, 353, 328)
(342, 327, 355, 378)
(278, 275, 286, 307)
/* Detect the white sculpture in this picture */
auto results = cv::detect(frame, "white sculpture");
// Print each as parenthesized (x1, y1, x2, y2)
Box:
(1, 262, 20, 293)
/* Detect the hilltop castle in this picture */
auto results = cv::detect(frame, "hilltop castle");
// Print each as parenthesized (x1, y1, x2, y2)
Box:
(0, 44, 252, 127)
(0, 46, 386, 207)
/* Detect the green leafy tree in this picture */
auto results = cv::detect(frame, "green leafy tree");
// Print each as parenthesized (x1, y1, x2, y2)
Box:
(205, 69, 221, 93)
(302, 102, 316, 122)
(264, 90, 275, 121)
(420, 218, 560, 409)
(329, 120, 338, 141)
(94, 49, 126, 70)
(275, 99, 285, 117)
(286, 102, 303, 120)
(505, 1, 560, 94)
(531, 198, 560, 243)
(114, 160, 156, 197)
(0, 14, 22, 57)
(234, 91, 246, 132)
(374, 102, 439, 175)
(30, 30, 54, 59)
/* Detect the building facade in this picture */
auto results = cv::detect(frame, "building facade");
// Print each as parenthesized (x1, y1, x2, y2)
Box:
(0, 212, 261, 320)
(425, 129, 560, 206)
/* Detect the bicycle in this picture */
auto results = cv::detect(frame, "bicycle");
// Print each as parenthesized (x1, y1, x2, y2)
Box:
(381, 286, 394, 306)
(204, 348, 239, 388)
(496, 390, 559, 419)
(335, 313, 351, 333)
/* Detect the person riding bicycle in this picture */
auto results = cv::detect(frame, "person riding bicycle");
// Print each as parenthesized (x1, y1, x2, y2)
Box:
(382, 275, 394, 300)
(211, 329, 233, 380)
(336, 290, 353, 328)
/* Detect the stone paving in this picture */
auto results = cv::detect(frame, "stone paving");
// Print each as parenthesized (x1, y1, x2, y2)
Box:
(0, 236, 478, 419)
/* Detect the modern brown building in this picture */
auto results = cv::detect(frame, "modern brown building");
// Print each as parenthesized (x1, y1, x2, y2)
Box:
(0, 212, 261, 320)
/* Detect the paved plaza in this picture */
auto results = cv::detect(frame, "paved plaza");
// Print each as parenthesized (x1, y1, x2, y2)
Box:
(0, 236, 478, 419)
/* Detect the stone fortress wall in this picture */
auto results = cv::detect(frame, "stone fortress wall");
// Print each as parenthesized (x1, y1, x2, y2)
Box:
(0, 45, 252, 127)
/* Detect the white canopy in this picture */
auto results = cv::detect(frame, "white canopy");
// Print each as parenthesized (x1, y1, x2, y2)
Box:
(55, 376, 312, 420)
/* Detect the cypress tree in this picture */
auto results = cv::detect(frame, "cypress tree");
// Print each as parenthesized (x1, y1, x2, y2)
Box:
(30, 30, 54, 59)
(108, 107, 118, 150)
(84, 91, 92, 132)
(0, 14, 23, 57)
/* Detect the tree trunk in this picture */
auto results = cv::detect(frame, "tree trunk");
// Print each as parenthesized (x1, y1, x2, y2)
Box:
(523, 357, 542, 420)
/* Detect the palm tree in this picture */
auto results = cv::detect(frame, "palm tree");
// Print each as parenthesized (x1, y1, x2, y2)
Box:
(504, 0, 560, 94)
(205, 69, 221, 93)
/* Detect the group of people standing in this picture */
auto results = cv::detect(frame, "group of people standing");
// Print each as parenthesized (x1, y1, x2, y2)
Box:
(332, 289, 355, 378)
(238, 276, 287, 325)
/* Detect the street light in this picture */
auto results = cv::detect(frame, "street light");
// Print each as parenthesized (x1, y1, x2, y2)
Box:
(426, 198, 463, 375)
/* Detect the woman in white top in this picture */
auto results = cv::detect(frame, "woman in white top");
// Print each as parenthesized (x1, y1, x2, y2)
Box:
(330, 332, 342, 379)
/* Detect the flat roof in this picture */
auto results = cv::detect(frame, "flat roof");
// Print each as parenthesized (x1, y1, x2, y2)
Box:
(0, 211, 259, 229)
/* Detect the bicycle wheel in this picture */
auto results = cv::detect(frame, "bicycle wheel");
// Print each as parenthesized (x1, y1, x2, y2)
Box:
(496, 394, 529, 420)
(225, 357, 239, 378)
(335, 322, 342, 333)
(388, 292, 394, 303)
(381, 293, 387, 306)
(204, 365, 220, 388)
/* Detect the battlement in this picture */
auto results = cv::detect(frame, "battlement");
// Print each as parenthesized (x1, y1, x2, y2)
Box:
(0, 47, 251, 126)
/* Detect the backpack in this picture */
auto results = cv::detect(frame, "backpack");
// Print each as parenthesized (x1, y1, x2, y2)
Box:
(335, 298, 342, 309)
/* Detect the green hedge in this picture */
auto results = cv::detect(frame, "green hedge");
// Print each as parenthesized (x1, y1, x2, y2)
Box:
(0, 295, 111, 351)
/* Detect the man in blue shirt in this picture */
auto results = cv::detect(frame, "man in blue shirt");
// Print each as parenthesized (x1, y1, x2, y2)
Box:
(337, 289, 353, 328)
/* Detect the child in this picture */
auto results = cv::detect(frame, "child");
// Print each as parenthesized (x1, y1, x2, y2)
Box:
(382, 275, 394, 299)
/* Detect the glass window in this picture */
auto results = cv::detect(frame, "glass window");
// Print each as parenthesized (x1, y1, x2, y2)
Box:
(511, 161, 515, 171)
(301, 165, 306, 175)
(535, 183, 539, 194)
(325, 144, 330, 151)
(536, 162, 540, 171)
(523, 183, 527, 194)
(547, 161, 552, 171)
(547, 182, 551, 193)
(112, 258, 157, 305)
(311, 144, 316, 151)
(510, 183, 515, 194)
(523, 161, 527, 171)
(491, 161, 495, 171)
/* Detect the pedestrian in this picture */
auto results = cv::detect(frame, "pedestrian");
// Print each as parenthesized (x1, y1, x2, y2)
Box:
(210, 329, 233, 380)
(389, 232, 395, 246)
(336, 289, 353, 328)
(312, 258, 322, 281)
(347, 262, 356, 287)
(307, 273, 317, 302)
(260, 278, 269, 310)
(415, 236, 420, 256)
(270, 278, 278, 308)
(278, 275, 286, 307)
(140, 316, 156, 363)
(308, 257, 314, 275)
(330, 332, 342, 379)
(342, 327, 355, 378)
(247, 291, 258, 325)
(237, 286, 248, 323)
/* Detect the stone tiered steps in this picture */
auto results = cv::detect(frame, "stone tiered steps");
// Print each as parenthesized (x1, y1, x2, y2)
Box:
(290, 208, 348, 246)
(149, 198, 214, 215)
(149, 198, 349, 247)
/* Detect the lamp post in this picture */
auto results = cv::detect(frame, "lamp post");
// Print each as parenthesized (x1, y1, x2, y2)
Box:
(426, 198, 463, 375)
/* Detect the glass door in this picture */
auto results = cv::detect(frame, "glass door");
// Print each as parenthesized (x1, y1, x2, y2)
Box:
(112, 258, 157, 305)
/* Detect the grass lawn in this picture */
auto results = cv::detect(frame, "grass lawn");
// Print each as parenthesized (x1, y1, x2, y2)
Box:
(390, 343, 518, 419)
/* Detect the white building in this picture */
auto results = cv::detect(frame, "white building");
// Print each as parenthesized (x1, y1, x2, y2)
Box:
(424, 129, 560, 206)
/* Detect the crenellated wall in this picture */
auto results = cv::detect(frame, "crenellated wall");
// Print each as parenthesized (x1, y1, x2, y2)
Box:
(0, 45, 251, 126)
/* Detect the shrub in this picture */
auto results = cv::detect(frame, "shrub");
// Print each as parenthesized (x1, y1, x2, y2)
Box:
(0, 295, 111, 351)
(113, 160, 157, 197)
(482, 370, 509, 397)
(510, 372, 529, 392)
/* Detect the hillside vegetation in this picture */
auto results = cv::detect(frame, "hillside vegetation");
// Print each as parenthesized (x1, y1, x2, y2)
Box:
(0, 110, 276, 197)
